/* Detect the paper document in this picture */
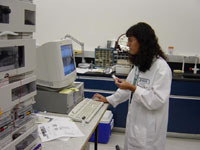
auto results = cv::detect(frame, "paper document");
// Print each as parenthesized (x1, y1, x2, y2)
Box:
(36, 114, 84, 142)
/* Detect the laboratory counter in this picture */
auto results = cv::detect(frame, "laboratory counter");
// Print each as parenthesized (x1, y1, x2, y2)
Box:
(76, 71, 200, 138)
(77, 72, 200, 82)
(172, 73, 200, 81)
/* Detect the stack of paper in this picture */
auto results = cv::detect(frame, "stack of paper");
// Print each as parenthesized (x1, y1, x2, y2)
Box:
(36, 114, 84, 142)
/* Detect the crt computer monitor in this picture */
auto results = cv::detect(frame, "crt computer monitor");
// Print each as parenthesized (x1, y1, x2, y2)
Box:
(36, 39, 76, 89)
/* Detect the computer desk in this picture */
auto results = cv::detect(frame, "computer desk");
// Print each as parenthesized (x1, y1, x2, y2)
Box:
(41, 103, 109, 150)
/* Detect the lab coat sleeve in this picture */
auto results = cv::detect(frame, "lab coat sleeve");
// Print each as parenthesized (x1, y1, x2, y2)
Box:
(133, 65, 172, 110)
(106, 68, 134, 108)
(107, 88, 130, 108)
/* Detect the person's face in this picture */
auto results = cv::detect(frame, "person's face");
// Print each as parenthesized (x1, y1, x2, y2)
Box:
(127, 36, 139, 55)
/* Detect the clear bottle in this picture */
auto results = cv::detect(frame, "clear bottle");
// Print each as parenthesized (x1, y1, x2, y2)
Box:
(168, 46, 174, 55)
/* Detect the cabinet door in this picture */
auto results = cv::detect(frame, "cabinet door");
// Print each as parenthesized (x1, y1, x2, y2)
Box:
(168, 97, 200, 134)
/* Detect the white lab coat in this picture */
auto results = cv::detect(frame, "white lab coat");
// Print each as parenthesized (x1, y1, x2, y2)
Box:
(107, 57, 172, 150)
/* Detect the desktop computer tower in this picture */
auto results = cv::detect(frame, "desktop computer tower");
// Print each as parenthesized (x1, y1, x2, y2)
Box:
(33, 82, 84, 114)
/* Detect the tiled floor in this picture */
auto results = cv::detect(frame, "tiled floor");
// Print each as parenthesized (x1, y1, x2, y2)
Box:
(89, 132, 200, 150)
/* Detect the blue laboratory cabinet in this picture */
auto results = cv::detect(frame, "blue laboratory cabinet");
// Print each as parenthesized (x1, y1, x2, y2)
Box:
(76, 73, 200, 134)
(168, 78, 200, 134)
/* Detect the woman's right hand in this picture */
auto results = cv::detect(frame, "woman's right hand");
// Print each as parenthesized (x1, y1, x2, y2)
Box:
(92, 93, 108, 103)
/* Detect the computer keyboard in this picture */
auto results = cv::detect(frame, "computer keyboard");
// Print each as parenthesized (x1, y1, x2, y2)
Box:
(68, 98, 104, 123)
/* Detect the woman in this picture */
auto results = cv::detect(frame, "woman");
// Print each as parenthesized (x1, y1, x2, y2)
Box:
(93, 22, 172, 150)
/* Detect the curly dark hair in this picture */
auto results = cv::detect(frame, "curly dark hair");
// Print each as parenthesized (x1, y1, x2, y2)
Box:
(126, 22, 167, 72)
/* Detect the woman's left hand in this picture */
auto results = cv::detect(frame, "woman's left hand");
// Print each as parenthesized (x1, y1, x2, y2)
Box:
(114, 78, 136, 92)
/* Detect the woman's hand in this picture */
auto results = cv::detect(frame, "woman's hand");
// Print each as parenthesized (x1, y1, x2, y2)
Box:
(92, 93, 108, 103)
(114, 78, 136, 92)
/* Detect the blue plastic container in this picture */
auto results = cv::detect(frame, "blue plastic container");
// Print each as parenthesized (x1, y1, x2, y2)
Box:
(89, 110, 113, 144)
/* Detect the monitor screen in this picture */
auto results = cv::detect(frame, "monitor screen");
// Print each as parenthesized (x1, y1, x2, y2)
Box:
(60, 45, 75, 76)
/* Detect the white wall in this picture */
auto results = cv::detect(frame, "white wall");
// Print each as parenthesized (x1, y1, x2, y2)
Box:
(34, 0, 200, 56)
